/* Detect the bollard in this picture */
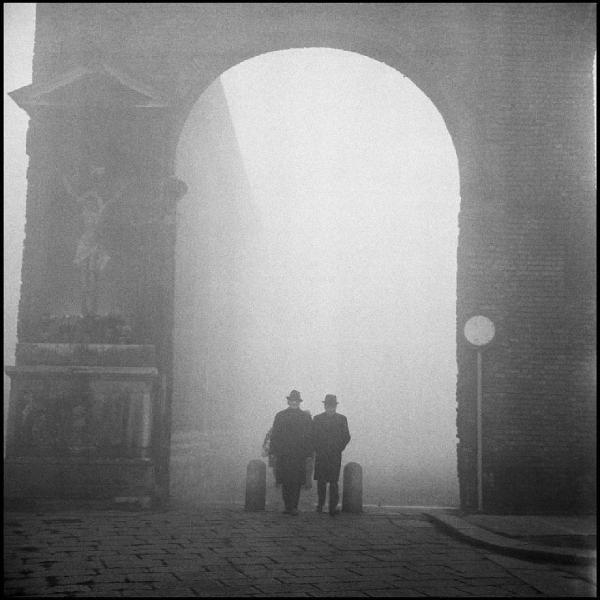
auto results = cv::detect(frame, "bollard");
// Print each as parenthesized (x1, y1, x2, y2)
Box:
(342, 462, 363, 513)
(245, 459, 266, 511)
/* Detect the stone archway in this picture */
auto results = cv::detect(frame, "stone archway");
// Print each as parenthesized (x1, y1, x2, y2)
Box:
(160, 24, 482, 510)
(5, 4, 595, 513)
(169, 47, 462, 507)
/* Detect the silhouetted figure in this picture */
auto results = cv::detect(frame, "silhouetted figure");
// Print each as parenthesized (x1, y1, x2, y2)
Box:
(313, 394, 351, 516)
(269, 389, 313, 515)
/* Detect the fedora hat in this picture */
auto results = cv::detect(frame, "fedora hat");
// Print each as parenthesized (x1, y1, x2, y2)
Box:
(323, 394, 338, 405)
(286, 389, 302, 402)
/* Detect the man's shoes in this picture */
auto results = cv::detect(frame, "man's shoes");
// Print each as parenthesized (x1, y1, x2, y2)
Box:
(282, 508, 291, 514)
(315, 505, 324, 513)
(329, 508, 340, 516)
(289, 508, 299, 516)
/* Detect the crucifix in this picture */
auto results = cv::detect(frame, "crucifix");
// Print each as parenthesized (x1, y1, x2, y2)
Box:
(63, 166, 126, 316)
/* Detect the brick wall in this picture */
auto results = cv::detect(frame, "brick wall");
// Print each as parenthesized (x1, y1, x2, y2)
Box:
(18, 3, 596, 512)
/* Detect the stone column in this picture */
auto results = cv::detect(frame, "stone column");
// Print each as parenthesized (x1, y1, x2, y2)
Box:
(6, 63, 182, 508)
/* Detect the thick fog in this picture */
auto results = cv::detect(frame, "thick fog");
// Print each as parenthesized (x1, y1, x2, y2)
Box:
(173, 48, 460, 506)
(4, 4, 35, 450)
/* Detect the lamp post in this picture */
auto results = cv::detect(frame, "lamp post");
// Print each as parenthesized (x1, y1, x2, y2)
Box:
(464, 315, 495, 512)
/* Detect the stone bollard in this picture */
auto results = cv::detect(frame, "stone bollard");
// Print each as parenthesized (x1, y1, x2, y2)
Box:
(244, 459, 266, 511)
(342, 462, 363, 513)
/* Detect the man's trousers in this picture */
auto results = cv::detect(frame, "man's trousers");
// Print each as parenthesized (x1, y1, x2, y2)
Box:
(317, 480, 339, 514)
(277, 455, 306, 511)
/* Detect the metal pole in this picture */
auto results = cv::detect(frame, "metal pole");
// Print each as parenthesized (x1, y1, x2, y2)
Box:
(476, 349, 483, 512)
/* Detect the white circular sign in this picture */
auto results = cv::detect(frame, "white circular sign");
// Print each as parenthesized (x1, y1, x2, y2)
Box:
(464, 315, 495, 347)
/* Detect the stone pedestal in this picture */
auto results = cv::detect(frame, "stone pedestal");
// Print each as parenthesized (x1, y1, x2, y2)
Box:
(4, 343, 160, 508)
(342, 462, 363, 514)
(244, 459, 266, 511)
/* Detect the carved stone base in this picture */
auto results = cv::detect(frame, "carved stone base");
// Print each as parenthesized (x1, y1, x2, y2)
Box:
(4, 457, 155, 508)
(4, 343, 160, 508)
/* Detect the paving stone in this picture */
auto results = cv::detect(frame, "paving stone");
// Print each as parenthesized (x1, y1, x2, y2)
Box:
(49, 575, 98, 586)
(125, 559, 169, 568)
(146, 564, 188, 573)
(100, 582, 156, 591)
(315, 580, 400, 592)
(149, 585, 199, 596)
(349, 565, 415, 578)
(257, 593, 312, 597)
(315, 593, 370, 598)
(87, 573, 130, 583)
(276, 574, 336, 584)
(177, 575, 226, 590)
(412, 585, 475, 596)
(72, 593, 124, 598)
(365, 590, 426, 597)
(228, 557, 275, 565)
(456, 576, 523, 586)
(192, 587, 257, 597)
(273, 561, 323, 570)
(252, 582, 319, 594)
(508, 570, 598, 597)
(218, 578, 255, 587)
(125, 572, 179, 583)
(500, 584, 546, 596)
(85, 582, 133, 591)
(97, 567, 154, 577)
(4, 508, 595, 598)
(43, 566, 100, 575)
(5, 576, 48, 588)
(459, 585, 521, 596)
(484, 554, 554, 570)
(312, 566, 361, 576)
(101, 559, 155, 568)
(451, 564, 514, 578)
(558, 565, 597, 585)
(46, 584, 94, 593)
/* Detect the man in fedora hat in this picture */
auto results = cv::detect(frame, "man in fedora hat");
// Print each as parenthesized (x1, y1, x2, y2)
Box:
(313, 394, 351, 515)
(269, 389, 313, 515)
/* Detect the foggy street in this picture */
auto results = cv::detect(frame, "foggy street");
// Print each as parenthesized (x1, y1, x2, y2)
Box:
(4, 506, 596, 597)
(4, 6, 596, 600)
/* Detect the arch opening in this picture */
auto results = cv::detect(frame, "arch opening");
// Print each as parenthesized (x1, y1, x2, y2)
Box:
(172, 48, 460, 507)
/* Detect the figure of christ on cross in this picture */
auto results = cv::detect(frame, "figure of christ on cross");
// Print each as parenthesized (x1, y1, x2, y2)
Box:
(63, 167, 126, 316)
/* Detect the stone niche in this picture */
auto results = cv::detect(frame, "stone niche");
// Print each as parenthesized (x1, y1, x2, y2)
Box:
(5, 343, 160, 508)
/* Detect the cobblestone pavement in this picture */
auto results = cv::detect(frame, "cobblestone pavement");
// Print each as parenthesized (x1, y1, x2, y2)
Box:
(4, 507, 597, 597)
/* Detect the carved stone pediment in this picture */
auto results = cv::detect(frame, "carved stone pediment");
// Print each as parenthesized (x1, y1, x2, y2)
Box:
(9, 62, 171, 113)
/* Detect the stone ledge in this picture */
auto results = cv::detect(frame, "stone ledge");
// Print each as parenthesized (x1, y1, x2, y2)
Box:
(5, 456, 154, 464)
(4, 457, 157, 504)
(425, 511, 597, 566)
(3, 496, 156, 512)
(15, 343, 157, 367)
(5, 365, 159, 379)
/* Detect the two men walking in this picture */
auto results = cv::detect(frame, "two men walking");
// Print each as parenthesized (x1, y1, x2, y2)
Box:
(269, 389, 351, 515)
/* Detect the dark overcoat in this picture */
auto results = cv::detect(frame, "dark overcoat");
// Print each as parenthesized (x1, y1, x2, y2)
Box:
(270, 407, 313, 486)
(313, 412, 351, 482)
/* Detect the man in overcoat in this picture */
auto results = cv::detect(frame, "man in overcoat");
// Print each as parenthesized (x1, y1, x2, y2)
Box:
(313, 394, 351, 515)
(269, 389, 313, 515)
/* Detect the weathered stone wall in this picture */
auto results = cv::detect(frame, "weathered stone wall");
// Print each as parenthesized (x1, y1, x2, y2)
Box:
(170, 76, 258, 504)
(5, 344, 159, 505)
(14, 3, 596, 512)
